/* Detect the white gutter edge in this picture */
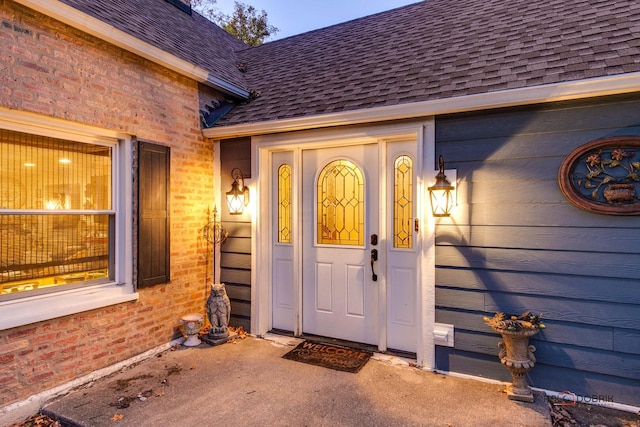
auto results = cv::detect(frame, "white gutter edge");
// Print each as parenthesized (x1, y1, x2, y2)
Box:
(13, 0, 250, 99)
(203, 72, 640, 139)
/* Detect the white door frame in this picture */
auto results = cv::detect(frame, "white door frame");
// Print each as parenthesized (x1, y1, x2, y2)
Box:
(250, 120, 437, 369)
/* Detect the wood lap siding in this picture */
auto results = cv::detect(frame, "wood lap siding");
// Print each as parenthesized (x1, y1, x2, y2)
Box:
(433, 93, 640, 406)
(138, 142, 170, 287)
(220, 138, 252, 332)
(220, 222, 251, 331)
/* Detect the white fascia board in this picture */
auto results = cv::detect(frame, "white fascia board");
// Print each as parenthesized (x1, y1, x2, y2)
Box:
(13, 0, 249, 99)
(203, 72, 640, 139)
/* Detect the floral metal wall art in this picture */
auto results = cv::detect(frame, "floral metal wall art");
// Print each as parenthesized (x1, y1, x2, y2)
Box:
(559, 136, 640, 215)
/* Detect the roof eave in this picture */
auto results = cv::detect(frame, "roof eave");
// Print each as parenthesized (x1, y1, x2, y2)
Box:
(203, 72, 640, 139)
(14, 0, 250, 100)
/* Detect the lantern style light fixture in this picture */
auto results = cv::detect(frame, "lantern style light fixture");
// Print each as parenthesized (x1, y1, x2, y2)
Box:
(226, 168, 249, 215)
(428, 155, 455, 217)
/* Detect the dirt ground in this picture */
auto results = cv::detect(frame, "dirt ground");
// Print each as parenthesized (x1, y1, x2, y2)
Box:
(548, 399, 640, 427)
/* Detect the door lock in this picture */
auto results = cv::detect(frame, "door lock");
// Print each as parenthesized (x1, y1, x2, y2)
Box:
(370, 249, 378, 282)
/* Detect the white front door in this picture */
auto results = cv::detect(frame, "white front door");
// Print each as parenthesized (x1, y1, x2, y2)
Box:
(268, 135, 421, 352)
(302, 144, 379, 345)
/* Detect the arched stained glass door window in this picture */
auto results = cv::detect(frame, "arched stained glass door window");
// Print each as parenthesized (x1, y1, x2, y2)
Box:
(278, 163, 292, 243)
(394, 155, 413, 249)
(317, 159, 364, 246)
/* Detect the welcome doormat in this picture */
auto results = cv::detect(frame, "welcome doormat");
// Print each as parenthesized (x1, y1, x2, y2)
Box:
(282, 341, 372, 373)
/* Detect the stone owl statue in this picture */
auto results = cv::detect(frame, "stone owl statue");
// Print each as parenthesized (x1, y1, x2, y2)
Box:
(206, 283, 231, 339)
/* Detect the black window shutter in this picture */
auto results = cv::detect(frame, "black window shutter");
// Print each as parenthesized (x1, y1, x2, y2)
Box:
(138, 141, 170, 287)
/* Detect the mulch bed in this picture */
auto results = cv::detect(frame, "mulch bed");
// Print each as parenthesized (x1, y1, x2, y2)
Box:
(548, 397, 640, 427)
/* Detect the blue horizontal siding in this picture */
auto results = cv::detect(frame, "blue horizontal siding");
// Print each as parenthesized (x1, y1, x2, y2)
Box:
(435, 95, 640, 143)
(436, 348, 640, 407)
(436, 309, 614, 351)
(437, 268, 640, 305)
(437, 246, 640, 281)
(436, 287, 640, 330)
(441, 202, 640, 227)
(485, 293, 640, 330)
(452, 330, 640, 379)
(434, 93, 640, 406)
(613, 329, 640, 354)
(437, 225, 640, 255)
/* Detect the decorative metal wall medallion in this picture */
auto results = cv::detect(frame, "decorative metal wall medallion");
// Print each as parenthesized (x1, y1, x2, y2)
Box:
(558, 137, 640, 215)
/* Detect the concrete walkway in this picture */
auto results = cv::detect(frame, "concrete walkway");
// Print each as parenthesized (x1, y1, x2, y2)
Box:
(43, 336, 551, 426)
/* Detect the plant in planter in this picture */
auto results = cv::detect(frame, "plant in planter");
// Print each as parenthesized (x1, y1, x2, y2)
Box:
(484, 311, 545, 402)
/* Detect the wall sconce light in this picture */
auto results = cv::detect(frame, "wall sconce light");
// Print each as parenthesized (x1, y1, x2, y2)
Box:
(226, 168, 249, 215)
(428, 155, 455, 217)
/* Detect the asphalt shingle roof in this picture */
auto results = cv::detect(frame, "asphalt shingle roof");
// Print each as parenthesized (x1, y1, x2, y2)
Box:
(54, 0, 640, 128)
(57, 0, 249, 92)
(219, 0, 640, 126)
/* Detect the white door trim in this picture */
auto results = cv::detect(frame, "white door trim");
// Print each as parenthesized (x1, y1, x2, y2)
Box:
(251, 120, 436, 368)
(419, 119, 436, 370)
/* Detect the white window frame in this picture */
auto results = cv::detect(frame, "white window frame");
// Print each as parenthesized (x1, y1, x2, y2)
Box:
(0, 107, 138, 330)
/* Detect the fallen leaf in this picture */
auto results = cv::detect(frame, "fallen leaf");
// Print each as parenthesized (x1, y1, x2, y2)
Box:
(9, 413, 62, 427)
(111, 414, 124, 422)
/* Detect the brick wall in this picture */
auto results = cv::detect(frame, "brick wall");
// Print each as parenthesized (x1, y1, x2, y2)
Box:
(0, 0, 217, 406)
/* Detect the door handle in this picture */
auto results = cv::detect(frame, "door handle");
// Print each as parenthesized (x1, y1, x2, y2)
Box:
(370, 249, 378, 282)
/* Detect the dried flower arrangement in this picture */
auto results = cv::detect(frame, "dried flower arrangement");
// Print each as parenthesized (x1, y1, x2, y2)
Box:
(483, 311, 545, 333)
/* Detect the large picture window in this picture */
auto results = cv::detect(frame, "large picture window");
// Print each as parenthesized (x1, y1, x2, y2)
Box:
(0, 130, 113, 298)
(0, 108, 135, 330)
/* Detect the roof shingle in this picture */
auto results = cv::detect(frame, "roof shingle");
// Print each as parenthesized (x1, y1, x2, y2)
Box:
(49, 0, 640, 127)
(57, 0, 250, 92)
(218, 0, 640, 126)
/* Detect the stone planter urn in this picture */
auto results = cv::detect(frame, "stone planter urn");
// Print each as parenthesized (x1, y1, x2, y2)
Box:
(484, 312, 545, 402)
(180, 313, 204, 347)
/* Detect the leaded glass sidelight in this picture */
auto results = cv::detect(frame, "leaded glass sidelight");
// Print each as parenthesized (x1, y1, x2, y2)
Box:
(317, 159, 364, 246)
(394, 155, 413, 249)
(278, 164, 292, 243)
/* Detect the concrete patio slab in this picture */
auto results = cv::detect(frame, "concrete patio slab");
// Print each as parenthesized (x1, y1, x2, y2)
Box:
(43, 336, 551, 426)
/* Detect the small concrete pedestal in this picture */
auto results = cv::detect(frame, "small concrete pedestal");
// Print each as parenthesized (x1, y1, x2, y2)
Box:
(202, 330, 238, 346)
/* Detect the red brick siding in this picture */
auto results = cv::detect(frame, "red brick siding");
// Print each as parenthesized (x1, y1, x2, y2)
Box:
(0, 0, 216, 406)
